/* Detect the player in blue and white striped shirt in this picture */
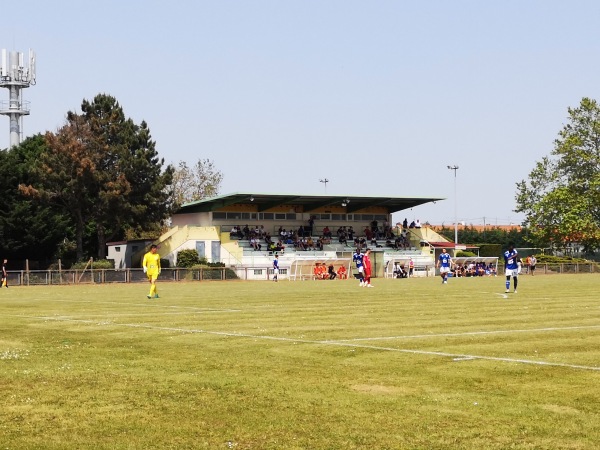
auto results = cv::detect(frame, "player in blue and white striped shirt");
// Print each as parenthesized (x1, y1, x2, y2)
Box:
(353, 249, 365, 286)
(503, 243, 519, 293)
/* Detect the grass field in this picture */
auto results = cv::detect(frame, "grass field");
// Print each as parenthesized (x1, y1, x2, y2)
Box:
(1, 274, 600, 449)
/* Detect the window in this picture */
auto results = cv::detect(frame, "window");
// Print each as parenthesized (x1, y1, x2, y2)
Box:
(332, 214, 346, 221)
(253, 269, 263, 275)
(263, 213, 274, 220)
(275, 213, 286, 220)
(115, 247, 121, 252)
(213, 212, 226, 219)
(286, 213, 297, 220)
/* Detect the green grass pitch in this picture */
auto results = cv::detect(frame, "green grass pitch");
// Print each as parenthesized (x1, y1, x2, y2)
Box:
(1, 274, 600, 449)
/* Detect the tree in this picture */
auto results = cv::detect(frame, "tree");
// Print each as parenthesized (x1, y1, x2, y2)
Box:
(515, 97, 600, 253)
(171, 158, 223, 207)
(79, 95, 174, 258)
(21, 94, 174, 260)
(0, 135, 71, 264)
(20, 117, 98, 261)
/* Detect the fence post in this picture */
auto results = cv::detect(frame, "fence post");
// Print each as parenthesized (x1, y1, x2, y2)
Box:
(26, 259, 29, 286)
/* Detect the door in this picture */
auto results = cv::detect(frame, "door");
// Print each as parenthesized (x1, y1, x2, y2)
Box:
(196, 241, 206, 259)
(211, 241, 221, 263)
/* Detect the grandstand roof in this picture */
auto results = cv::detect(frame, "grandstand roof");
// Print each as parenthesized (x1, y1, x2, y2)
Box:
(177, 192, 443, 214)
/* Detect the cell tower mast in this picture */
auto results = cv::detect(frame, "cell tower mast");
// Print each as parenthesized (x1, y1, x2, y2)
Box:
(0, 49, 36, 148)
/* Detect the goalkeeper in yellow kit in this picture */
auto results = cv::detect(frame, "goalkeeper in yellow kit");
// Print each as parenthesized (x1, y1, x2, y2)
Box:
(142, 245, 161, 299)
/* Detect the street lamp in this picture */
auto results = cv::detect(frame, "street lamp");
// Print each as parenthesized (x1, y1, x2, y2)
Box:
(447, 165, 459, 245)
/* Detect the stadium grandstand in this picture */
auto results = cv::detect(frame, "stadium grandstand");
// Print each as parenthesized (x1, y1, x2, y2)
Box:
(110, 192, 454, 280)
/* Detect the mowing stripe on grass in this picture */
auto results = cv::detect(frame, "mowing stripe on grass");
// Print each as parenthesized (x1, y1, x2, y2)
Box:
(330, 324, 600, 342)
(19, 315, 600, 373)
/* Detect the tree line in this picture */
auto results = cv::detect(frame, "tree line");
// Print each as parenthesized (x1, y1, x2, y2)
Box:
(0, 94, 222, 267)
(515, 97, 600, 257)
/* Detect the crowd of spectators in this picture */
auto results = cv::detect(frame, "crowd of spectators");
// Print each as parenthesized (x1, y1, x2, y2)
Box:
(229, 218, 424, 252)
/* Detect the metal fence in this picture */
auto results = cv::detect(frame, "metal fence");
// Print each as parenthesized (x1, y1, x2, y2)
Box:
(3, 263, 599, 286)
(6, 267, 240, 286)
(497, 263, 600, 275)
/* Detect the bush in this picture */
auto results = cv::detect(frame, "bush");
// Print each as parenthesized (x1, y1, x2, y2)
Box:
(176, 249, 206, 268)
(189, 264, 238, 280)
(456, 251, 477, 257)
(70, 259, 115, 270)
(534, 254, 591, 264)
(478, 244, 502, 257)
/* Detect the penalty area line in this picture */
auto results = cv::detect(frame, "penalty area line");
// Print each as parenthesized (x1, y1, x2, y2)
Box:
(22, 316, 600, 373)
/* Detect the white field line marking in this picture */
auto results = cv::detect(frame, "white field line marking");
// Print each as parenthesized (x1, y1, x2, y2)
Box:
(495, 293, 509, 299)
(55, 312, 235, 318)
(22, 316, 600, 372)
(31, 298, 241, 313)
(330, 324, 600, 342)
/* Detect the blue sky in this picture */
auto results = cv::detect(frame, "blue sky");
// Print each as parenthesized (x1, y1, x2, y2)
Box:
(2, 1, 599, 226)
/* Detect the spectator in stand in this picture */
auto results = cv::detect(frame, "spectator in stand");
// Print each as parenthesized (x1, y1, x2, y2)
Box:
(409, 220, 416, 228)
(250, 237, 262, 251)
(323, 226, 332, 238)
(348, 226, 355, 240)
(298, 225, 305, 238)
(403, 218, 408, 229)
(316, 238, 324, 251)
(365, 226, 373, 241)
(308, 216, 315, 235)
(230, 226, 239, 239)
(306, 236, 314, 250)
(415, 219, 422, 228)
(243, 225, 250, 238)
(276, 240, 285, 253)
(371, 219, 378, 234)
(296, 238, 305, 251)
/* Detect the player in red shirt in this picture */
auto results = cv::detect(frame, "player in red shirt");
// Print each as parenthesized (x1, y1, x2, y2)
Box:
(363, 248, 374, 288)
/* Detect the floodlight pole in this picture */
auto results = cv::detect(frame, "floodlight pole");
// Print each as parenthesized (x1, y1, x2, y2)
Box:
(319, 178, 329, 193)
(447, 165, 459, 245)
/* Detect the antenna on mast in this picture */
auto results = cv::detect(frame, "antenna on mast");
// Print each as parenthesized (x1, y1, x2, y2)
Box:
(0, 48, 36, 148)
